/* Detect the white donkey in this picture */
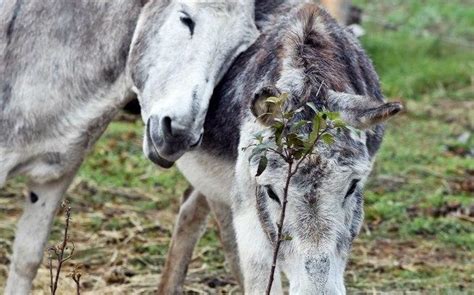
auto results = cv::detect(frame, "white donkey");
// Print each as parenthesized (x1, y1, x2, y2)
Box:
(162, 2, 402, 294)
(0, 0, 258, 293)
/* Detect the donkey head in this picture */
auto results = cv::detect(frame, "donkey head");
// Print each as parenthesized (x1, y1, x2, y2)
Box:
(245, 89, 402, 293)
(236, 4, 402, 293)
(129, 0, 259, 167)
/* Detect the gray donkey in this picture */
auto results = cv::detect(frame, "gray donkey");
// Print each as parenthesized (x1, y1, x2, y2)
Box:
(162, 2, 402, 294)
(0, 0, 258, 293)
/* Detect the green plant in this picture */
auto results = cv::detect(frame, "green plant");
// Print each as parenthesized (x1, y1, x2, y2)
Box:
(245, 90, 346, 294)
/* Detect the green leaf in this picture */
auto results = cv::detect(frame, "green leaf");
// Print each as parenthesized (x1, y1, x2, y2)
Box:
(322, 133, 335, 145)
(317, 113, 327, 130)
(265, 96, 281, 104)
(287, 133, 305, 150)
(266, 93, 289, 107)
(333, 118, 346, 129)
(249, 143, 271, 162)
(256, 155, 268, 177)
(293, 149, 306, 160)
(283, 110, 295, 119)
(327, 112, 340, 120)
(253, 131, 265, 144)
(282, 235, 293, 241)
(273, 122, 284, 146)
(291, 120, 309, 132)
(308, 116, 321, 146)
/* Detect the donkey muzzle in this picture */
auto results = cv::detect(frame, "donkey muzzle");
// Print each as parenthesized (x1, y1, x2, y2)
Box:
(144, 115, 202, 168)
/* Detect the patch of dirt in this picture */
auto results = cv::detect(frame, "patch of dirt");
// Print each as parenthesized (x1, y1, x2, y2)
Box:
(369, 174, 407, 194)
(449, 169, 474, 194)
(424, 100, 474, 129)
(407, 202, 473, 220)
(348, 238, 473, 291)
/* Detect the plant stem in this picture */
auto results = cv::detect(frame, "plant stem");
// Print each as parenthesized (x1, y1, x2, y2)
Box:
(74, 275, 81, 295)
(51, 205, 71, 294)
(265, 161, 293, 295)
(293, 127, 329, 174)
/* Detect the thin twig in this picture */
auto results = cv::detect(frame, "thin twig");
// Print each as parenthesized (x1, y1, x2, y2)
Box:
(49, 201, 75, 295)
(293, 127, 329, 175)
(72, 270, 81, 295)
(49, 252, 54, 293)
(264, 128, 324, 294)
(266, 147, 286, 159)
(266, 161, 293, 294)
(74, 276, 81, 295)
(53, 204, 71, 293)
(67, 264, 83, 295)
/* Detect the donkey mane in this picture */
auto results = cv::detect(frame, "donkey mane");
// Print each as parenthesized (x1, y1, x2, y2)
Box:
(277, 4, 386, 157)
(202, 3, 385, 160)
(282, 4, 383, 107)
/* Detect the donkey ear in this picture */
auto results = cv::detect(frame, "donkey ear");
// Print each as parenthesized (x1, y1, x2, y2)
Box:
(348, 102, 404, 129)
(327, 91, 403, 129)
(250, 85, 282, 126)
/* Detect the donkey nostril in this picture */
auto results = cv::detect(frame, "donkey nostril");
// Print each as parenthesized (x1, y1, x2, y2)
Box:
(162, 116, 173, 137)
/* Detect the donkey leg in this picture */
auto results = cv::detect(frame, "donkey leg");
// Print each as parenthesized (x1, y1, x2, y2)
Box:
(5, 172, 77, 295)
(158, 188, 210, 294)
(233, 208, 283, 295)
(207, 200, 243, 286)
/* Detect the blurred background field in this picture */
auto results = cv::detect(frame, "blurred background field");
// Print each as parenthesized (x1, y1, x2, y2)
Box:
(0, 0, 473, 293)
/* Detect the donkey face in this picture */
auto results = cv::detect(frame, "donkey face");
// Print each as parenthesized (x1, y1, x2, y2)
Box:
(239, 88, 402, 292)
(129, 0, 259, 167)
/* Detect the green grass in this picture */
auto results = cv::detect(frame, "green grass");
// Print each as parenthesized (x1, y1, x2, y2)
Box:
(354, 0, 474, 100)
(348, 1, 473, 291)
(0, 0, 473, 293)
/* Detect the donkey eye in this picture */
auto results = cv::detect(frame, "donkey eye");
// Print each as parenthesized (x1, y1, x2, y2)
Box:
(345, 179, 360, 199)
(265, 185, 281, 205)
(180, 14, 195, 35)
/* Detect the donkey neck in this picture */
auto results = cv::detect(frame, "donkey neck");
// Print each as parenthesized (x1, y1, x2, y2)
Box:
(0, 0, 143, 146)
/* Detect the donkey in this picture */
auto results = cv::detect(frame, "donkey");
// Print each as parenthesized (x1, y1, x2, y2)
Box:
(0, 0, 258, 293)
(162, 2, 402, 293)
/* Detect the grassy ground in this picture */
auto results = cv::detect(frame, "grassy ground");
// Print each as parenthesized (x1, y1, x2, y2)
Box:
(1, 0, 473, 293)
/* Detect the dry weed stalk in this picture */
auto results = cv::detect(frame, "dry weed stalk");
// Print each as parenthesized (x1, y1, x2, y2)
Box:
(47, 200, 81, 295)
(67, 264, 83, 295)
